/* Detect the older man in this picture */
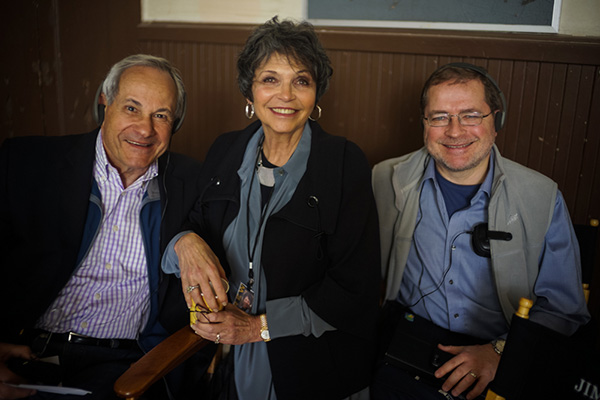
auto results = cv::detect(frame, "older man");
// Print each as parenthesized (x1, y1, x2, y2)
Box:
(371, 63, 589, 400)
(0, 54, 207, 399)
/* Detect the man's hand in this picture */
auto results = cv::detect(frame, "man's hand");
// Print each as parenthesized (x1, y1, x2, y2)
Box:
(434, 343, 500, 400)
(0, 343, 36, 399)
(175, 232, 228, 312)
(0, 382, 35, 400)
(190, 304, 262, 345)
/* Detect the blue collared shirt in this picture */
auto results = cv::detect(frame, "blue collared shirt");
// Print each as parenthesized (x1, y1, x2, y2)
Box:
(397, 152, 585, 340)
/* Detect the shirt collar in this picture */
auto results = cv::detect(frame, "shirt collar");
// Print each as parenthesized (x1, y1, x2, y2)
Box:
(239, 122, 312, 187)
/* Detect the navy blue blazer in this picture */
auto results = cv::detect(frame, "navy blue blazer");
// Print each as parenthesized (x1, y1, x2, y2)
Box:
(0, 129, 202, 344)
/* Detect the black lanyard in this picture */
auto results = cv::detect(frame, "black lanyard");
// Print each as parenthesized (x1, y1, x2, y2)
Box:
(245, 137, 274, 291)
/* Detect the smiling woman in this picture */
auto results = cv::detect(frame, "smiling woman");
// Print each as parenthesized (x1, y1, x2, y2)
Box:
(248, 53, 316, 165)
(161, 16, 381, 400)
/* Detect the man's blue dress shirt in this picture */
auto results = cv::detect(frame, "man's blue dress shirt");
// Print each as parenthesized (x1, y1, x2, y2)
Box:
(397, 152, 584, 340)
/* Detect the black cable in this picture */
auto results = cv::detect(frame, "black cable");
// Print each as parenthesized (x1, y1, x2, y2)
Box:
(405, 169, 470, 314)
(160, 150, 171, 223)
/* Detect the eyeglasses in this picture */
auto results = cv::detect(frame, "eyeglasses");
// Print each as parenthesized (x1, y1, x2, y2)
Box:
(423, 111, 493, 127)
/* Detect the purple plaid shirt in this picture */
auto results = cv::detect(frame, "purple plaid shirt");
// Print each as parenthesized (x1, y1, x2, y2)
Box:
(36, 133, 158, 339)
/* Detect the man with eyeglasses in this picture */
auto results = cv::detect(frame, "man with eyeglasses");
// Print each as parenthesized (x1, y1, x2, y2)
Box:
(370, 63, 589, 400)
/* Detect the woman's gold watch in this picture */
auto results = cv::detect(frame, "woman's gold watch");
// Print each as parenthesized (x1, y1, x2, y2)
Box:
(260, 314, 271, 342)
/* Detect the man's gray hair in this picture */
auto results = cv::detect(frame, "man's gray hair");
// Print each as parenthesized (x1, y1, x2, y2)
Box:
(102, 54, 186, 123)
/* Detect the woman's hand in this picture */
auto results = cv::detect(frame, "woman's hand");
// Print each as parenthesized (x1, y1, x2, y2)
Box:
(434, 343, 500, 400)
(175, 232, 228, 312)
(190, 304, 263, 345)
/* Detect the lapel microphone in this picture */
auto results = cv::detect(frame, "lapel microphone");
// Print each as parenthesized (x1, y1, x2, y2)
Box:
(471, 223, 513, 258)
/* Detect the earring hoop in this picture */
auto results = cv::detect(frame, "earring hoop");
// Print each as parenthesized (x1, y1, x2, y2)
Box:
(309, 105, 322, 121)
(245, 103, 255, 119)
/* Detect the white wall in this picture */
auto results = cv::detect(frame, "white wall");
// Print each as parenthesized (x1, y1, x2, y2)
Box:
(559, 0, 600, 36)
(141, 0, 304, 24)
(141, 0, 600, 37)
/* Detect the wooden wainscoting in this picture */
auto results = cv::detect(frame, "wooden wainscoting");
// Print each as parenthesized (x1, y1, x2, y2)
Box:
(139, 23, 600, 227)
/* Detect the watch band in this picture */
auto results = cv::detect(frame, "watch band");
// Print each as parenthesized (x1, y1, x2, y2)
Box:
(260, 314, 271, 342)
(491, 339, 505, 355)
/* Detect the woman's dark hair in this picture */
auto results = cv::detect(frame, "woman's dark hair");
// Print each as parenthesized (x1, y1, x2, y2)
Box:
(420, 65, 503, 117)
(237, 16, 333, 103)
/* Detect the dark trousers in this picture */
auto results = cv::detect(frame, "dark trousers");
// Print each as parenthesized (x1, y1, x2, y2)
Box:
(24, 339, 166, 400)
(371, 361, 465, 400)
(370, 302, 479, 400)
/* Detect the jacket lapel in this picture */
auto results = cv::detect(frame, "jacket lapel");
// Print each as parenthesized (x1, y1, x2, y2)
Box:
(274, 121, 344, 235)
(57, 130, 98, 269)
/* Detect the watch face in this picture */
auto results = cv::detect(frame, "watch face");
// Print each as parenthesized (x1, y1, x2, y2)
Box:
(261, 330, 270, 341)
(492, 339, 506, 354)
(495, 339, 505, 352)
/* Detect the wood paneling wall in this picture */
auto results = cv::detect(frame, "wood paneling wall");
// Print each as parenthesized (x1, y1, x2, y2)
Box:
(2, 7, 599, 319)
(141, 24, 600, 321)
(1, 1, 141, 141)
(140, 23, 600, 227)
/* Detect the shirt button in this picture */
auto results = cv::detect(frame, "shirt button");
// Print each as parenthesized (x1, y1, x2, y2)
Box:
(449, 280, 454, 285)
(454, 313, 459, 319)
(94, 293, 101, 300)
(81, 322, 89, 329)
(451, 245, 456, 250)
(105, 263, 112, 270)
(113, 225, 119, 232)
(278, 169, 284, 176)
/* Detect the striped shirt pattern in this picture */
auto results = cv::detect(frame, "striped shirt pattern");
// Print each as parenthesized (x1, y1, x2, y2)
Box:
(36, 133, 158, 339)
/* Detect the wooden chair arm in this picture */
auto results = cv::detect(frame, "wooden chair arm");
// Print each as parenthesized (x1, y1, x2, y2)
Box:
(114, 325, 209, 399)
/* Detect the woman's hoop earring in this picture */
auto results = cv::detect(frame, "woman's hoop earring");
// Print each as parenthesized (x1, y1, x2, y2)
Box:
(309, 105, 322, 121)
(245, 103, 255, 119)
